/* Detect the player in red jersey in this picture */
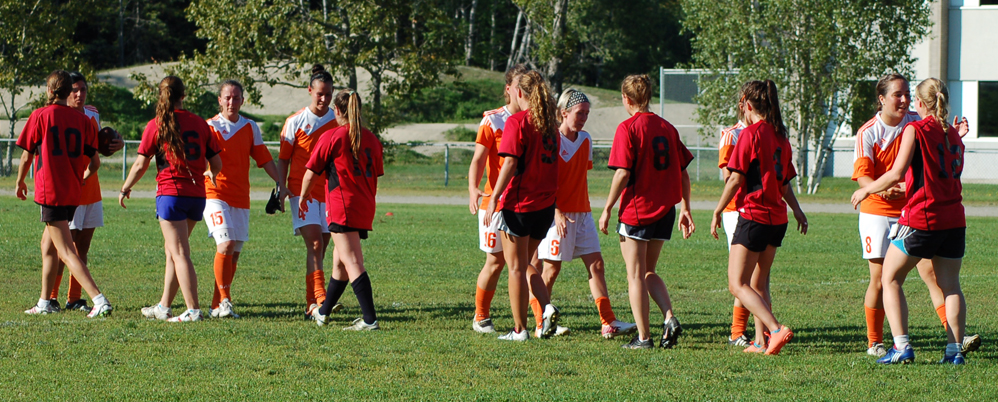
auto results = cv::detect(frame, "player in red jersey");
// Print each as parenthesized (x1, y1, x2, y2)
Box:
(277, 65, 340, 319)
(301, 89, 384, 331)
(599, 74, 695, 349)
(43, 71, 123, 313)
(468, 64, 529, 334)
(710, 80, 807, 355)
(483, 70, 562, 341)
(16, 70, 113, 317)
(203, 80, 287, 318)
(120, 76, 222, 322)
(852, 78, 970, 365)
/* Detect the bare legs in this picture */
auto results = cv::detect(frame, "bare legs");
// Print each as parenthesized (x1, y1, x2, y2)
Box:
(620, 237, 673, 340)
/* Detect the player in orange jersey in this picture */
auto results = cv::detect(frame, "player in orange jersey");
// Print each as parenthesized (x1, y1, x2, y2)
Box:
(717, 97, 753, 346)
(467, 64, 529, 333)
(42, 71, 122, 313)
(202, 80, 286, 318)
(533, 88, 636, 339)
(277, 65, 340, 319)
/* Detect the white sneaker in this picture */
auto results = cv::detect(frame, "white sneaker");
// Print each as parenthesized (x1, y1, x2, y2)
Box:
(24, 302, 58, 315)
(217, 299, 239, 318)
(867, 342, 887, 357)
(141, 304, 172, 320)
(209, 308, 220, 318)
(962, 334, 982, 354)
(304, 303, 320, 320)
(498, 329, 529, 341)
(473, 318, 495, 333)
(536, 325, 571, 338)
(167, 309, 203, 322)
(87, 303, 113, 318)
(540, 304, 560, 338)
(312, 309, 329, 326)
(342, 317, 379, 331)
(602, 320, 638, 339)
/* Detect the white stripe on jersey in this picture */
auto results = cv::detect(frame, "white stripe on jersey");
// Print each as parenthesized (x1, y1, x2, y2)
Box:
(559, 131, 592, 163)
(854, 111, 920, 162)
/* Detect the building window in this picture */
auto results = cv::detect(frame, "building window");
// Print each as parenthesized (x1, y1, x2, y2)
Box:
(981, 0, 998, 5)
(981, 82, 998, 137)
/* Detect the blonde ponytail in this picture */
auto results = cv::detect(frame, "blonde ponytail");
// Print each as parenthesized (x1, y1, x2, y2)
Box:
(518, 71, 558, 139)
(334, 89, 363, 158)
(916, 78, 950, 131)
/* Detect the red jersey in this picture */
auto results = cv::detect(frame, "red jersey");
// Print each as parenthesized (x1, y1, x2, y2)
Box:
(899, 116, 965, 231)
(726, 120, 796, 225)
(497, 111, 559, 213)
(305, 125, 384, 230)
(608, 112, 693, 226)
(16, 104, 98, 206)
(137, 110, 220, 198)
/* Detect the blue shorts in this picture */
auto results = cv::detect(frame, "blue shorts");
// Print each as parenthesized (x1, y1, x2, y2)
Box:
(156, 196, 206, 222)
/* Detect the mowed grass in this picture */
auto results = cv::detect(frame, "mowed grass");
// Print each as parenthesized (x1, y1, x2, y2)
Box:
(1, 196, 997, 400)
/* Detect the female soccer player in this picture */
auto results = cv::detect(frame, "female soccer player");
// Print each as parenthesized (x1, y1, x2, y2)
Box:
(851, 78, 970, 365)
(202, 80, 287, 318)
(17, 70, 113, 318)
(120, 76, 221, 322)
(483, 70, 562, 341)
(717, 97, 752, 346)
(302, 89, 383, 331)
(44, 71, 123, 313)
(599, 74, 695, 349)
(467, 64, 528, 333)
(278, 65, 339, 319)
(536, 88, 636, 339)
(710, 80, 807, 355)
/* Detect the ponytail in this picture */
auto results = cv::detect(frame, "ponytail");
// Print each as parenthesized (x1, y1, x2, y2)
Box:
(916, 78, 950, 131)
(156, 76, 187, 167)
(741, 80, 788, 139)
(517, 71, 558, 140)
(45, 70, 73, 105)
(334, 89, 363, 158)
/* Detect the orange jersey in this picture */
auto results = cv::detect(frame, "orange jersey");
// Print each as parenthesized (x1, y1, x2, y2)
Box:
(717, 121, 745, 212)
(475, 106, 512, 209)
(78, 105, 103, 205)
(279, 107, 338, 201)
(555, 130, 593, 213)
(205, 114, 274, 209)
(852, 112, 918, 217)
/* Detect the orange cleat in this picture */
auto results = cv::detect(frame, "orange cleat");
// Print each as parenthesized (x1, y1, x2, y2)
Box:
(743, 342, 766, 353)
(765, 326, 794, 355)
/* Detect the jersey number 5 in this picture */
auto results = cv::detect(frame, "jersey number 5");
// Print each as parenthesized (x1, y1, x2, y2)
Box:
(540, 135, 557, 164)
(936, 143, 963, 179)
(352, 148, 375, 177)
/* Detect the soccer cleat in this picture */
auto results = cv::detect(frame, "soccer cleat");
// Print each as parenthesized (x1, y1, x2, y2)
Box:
(621, 336, 653, 349)
(49, 299, 62, 312)
(167, 309, 203, 322)
(938, 352, 966, 365)
(24, 303, 59, 315)
(498, 329, 528, 341)
(87, 303, 113, 318)
(209, 308, 220, 318)
(728, 334, 751, 347)
(304, 303, 320, 321)
(602, 320, 638, 339)
(312, 310, 329, 327)
(64, 299, 91, 313)
(539, 304, 560, 339)
(867, 343, 887, 357)
(535, 325, 570, 339)
(141, 304, 172, 320)
(216, 299, 240, 318)
(342, 317, 379, 331)
(473, 318, 495, 333)
(877, 344, 915, 364)
(764, 326, 794, 355)
(660, 317, 682, 349)
(962, 334, 982, 354)
(744, 342, 767, 353)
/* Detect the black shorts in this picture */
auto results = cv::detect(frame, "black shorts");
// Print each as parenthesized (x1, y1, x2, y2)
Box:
(616, 207, 676, 241)
(328, 222, 369, 240)
(499, 204, 555, 239)
(891, 225, 965, 259)
(40, 204, 78, 223)
(731, 216, 787, 252)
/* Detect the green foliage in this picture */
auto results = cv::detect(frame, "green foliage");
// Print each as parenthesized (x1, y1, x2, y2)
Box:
(387, 79, 504, 124)
(443, 126, 478, 142)
(241, 113, 288, 142)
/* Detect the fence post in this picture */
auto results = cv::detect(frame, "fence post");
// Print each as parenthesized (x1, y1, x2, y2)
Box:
(444, 144, 450, 186)
(659, 66, 665, 118)
(696, 135, 701, 181)
(122, 141, 127, 180)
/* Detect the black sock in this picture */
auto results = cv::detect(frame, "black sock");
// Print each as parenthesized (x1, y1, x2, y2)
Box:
(351, 271, 377, 324)
(319, 278, 349, 315)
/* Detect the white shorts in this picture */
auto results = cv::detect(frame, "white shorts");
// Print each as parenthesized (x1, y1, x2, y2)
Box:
(478, 209, 503, 253)
(69, 201, 104, 230)
(859, 212, 898, 260)
(722, 211, 739, 249)
(203, 199, 250, 244)
(538, 212, 601, 262)
(290, 196, 329, 236)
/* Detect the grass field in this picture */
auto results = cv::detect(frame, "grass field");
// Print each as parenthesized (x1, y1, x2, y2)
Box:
(1, 194, 997, 400)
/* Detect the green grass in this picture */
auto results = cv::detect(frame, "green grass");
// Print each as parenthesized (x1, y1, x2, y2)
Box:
(0, 196, 997, 399)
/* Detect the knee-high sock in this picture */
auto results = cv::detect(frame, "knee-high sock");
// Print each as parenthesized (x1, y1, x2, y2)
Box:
(594, 297, 616, 327)
(312, 269, 327, 305)
(529, 298, 543, 329)
(319, 278, 349, 316)
(49, 274, 63, 300)
(67, 275, 82, 303)
(475, 286, 495, 321)
(212, 253, 233, 308)
(865, 305, 885, 346)
(936, 304, 948, 328)
(351, 272, 377, 324)
(731, 306, 750, 339)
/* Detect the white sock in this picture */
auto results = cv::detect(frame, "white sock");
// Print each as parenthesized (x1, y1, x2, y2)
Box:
(893, 335, 910, 349)
(946, 343, 961, 355)
(92, 293, 108, 306)
(38, 298, 50, 308)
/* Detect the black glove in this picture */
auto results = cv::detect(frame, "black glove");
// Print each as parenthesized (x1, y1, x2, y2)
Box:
(266, 185, 284, 214)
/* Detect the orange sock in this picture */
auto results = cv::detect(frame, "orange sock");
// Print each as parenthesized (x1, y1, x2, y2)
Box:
(67, 275, 82, 303)
(529, 298, 543, 329)
(226, 261, 238, 300)
(312, 270, 327, 305)
(936, 304, 948, 328)
(49, 273, 63, 300)
(305, 271, 317, 306)
(594, 297, 616, 326)
(731, 306, 750, 339)
(865, 305, 885, 346)
(212, 253, 233, 309)
(475, 286, 495, 321)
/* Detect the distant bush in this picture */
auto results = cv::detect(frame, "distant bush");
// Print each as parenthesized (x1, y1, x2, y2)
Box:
(387, 79, 503, 124)
(443, 125, 476, 142)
